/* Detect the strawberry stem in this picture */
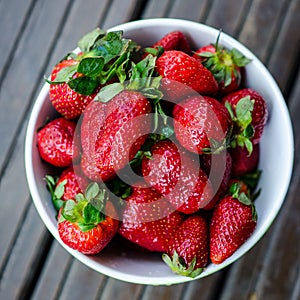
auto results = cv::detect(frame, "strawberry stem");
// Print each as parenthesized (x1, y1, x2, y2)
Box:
(59, 182, 107, 232)
(162, 251, 203, 278)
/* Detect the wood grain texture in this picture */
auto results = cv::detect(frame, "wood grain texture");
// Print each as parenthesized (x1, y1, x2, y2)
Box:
(31, 242, 74, 300)
(0, 0, 299, 299)
(266, 0, 300, 95)
(205, 0, 251, 36)
(168, 0, 210, 21)
(238, 0, 291, 62)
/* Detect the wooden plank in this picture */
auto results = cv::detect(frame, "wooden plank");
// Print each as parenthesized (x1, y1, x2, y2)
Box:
(181, 271, 225, 300)
(99, 278, 144, 300)
(141, 283, 185, 300)
(0, 124, 34, 271)
(31, 242, 74, 300)
(238, 0, 291, 62)
(205, 0, 251, 36)
(58, 260, 106, 300)
(141, 0, 171, 18)
(45, 0, 111, 73)
(266, 0, 300, 95)
(0, 0, 33, 80)
(101, 0, 144, 29)
(0, 203, 51, 300)
(0, 0, 72, 172)
(168, 0, 210, 21)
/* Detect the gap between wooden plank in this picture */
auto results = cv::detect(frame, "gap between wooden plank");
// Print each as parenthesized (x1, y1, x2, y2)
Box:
(0, 0, 74, 182)
(0, 0, 36, 89)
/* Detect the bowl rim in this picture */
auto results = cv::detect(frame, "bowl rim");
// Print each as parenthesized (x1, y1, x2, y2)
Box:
(25, 18, 294, 285)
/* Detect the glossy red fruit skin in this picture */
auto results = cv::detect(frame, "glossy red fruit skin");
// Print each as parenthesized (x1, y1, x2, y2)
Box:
(156, 50, 218, 96)
(56, 166, 88, 201)
(118, 183, 184, 252)
(193, 44, 216, 62)
(80, 90, 152, 181)
(37, 117, 77, 167)
(201, 151, 232, 210)
(58, 201, 119, 255)
(230, 143, 259, 177)
(142, 140, 213, 214)
(167, 215, 209, 269)
(209, 195, 256, 264)
(152, 31, 191, 53)
(49, 59, 97, 119)
(173, 96, 231, 154)
(222, 88, 268, 144)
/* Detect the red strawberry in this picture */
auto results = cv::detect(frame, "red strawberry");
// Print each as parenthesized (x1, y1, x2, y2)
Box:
(151, 31, 191, 53)
(173, 95, 232, 154)
(80, 90, 152, 181)
(118, 183, 184, 252)
(45, 167, 89, 211)
(37, 117, 77, 167)
(201, 151, 232, 210)
(142, 140, 213, 214)
(230, 143, 259, 177)
(49, 59, 99, 119)
(193, 38, 251, 95)
(209, 187, 257, 264)
(155, 50, 218, 98)
(163, 215, 209, 277)
(58, 183, 119, 254)
(222, 88, 268, 152)
(48, 28, 140, 119)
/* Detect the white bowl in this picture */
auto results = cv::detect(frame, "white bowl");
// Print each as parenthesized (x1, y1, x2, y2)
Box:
(25, 18, 294, 285)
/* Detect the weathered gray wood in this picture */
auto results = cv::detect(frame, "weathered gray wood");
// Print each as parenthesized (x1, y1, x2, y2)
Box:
(58, 259, 106, 300)
(141, 0, 171, 18)
(45, 0, 111, 74)
(31, 242, 74, 300)
(238, 0, 291, 62)
(0, 0, 72, 172)
(0, 203, 50, 300)
(266, 0, 300, 95)
(141, 283, 186, 300)
(205, 0, 251, 36)
(181, 271, 225, 300)
(0, 125, 33, 272)
(168, 0, 210, 21)
(101, 0, 144, 29)
(0, 0, 71, 287)
(99, 278, 144, 300)
(0, 0, 33, 81)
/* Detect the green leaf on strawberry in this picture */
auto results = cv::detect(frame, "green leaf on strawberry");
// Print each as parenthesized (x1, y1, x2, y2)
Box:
(78, 28, 106, 52)
(77, 57, 105, 77)
(229, 181, 257, 221)
(45, 175, 66, 211)
(59, 182, 106, 232)
(95, 82, 124, 103)
(47, 28, 140, 96)
(68, 76, 99, 95)
(162, 251, 203, 278)
(46, 64, 78, 84)
(225, 96, 255, 154)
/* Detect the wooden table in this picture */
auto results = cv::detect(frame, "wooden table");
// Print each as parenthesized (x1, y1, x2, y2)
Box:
(0, 0, 299, 299)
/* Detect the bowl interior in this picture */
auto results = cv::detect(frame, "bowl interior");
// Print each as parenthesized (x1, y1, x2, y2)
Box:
(25, 18, 294, 285)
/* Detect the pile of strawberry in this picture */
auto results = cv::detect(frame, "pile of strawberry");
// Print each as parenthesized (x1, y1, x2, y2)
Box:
(37, 28, 268, 278)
